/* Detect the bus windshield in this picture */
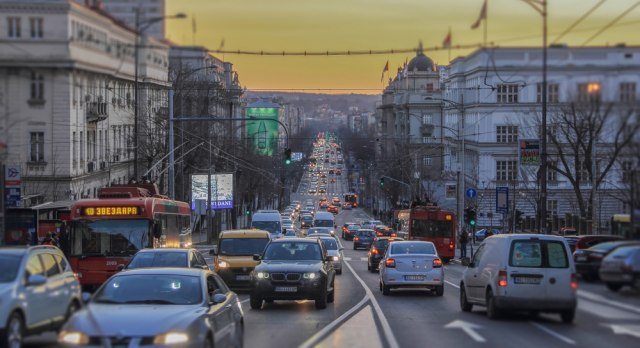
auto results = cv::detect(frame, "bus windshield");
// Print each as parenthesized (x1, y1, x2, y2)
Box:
(70, 219, 151, 256)
(411, 219, 453, 238)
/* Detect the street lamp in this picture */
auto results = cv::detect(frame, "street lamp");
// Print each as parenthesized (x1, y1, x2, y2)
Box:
(133, 10, 186, 180)
(426, 96, 466, 236)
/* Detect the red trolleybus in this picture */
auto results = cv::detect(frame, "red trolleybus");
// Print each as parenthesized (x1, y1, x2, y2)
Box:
(68, 182, 191, 289)
(396, 204, 456, 262)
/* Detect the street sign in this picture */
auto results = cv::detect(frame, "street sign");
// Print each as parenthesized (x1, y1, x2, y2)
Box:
(4, 164, 20, 187)
(496, 187, 509, 214)
(466, 188, 477, 199)
(292, 152, 303, 161)
(5, 187, 21, 208)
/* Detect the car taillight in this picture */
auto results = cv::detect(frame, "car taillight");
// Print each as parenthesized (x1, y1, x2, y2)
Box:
(432, 259, 443, 268)
(448, 241, 454, 251)
(498, 270, 508, 287)
(385, 259, 396, 268)
(621, 264, 633, 273)
(588, 253, 603, 260)
(377, 232, 383, 236)
(354, 237, 359, 241)
(570, 273, 578, 290)
(391, 233, 397, 237)
(371, 248, 378, 255)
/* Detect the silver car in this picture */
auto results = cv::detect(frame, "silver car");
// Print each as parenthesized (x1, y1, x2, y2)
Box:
(378, 241, 444, 296)
(58, 268, 243, 347)
(313, 236, 344, 275)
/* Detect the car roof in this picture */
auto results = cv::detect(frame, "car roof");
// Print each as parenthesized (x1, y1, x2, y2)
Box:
(270, 238, 318, 244)
(490, 233, 565, 241)
(113, 267, 209, 276)
(220, 229, 271, 238)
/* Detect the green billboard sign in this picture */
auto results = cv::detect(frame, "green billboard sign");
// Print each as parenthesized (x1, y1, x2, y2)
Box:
(246, 107, 279, 156)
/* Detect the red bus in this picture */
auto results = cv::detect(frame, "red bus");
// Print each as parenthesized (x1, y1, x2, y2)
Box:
(396, 204, 456, 262)
(344, 193, 358, 208)
(68, 182, 191, 289)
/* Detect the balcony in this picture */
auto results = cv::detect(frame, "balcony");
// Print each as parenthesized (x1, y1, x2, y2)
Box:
(86, 102, 108, 122)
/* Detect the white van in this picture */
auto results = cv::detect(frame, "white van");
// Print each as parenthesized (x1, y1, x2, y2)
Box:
(251, 210, 283, 239)
(460, 234, 577, 323)
(313, 211, 336, 229)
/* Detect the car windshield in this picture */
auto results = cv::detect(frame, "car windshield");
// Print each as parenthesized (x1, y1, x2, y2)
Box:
(606, 246, 640, 259)
(314, 219, 333, 227)
(94, 274, 202, 305)
(219, 238, 269, 256)
(374, 240, 390, 249)
(69, 219, 151, 257)
(319, 238, 338, 250)
(347, 225, 361, 230)
(308, 228, 331, 234)
(358, 230, 374, 237)
(390, 242, 436, 255)
(0, 254, 23, 282)
(126, 251, 188, 269)
(263, 242, 322, 261)
(252, 221, 281, 235)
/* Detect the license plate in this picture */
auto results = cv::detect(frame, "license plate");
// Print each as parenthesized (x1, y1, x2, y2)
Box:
(236, 275, 250, 281)
(513, 276, 541, 284)
(576, 255, 587, 262)
(404, 275, 425, 281)
(275, 286, 297, 292)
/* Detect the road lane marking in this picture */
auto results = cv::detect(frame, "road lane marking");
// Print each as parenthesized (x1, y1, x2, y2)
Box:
(240, 298, 250, 304)
(602, 324, 640, 339)
(529, 322, 576, 345)
(578, 289, 640, 315)
(445, 280, 460, 289)
(315, 306, 383, 348)
(299, 296, 369, 348)
(444, 320, 486, 343)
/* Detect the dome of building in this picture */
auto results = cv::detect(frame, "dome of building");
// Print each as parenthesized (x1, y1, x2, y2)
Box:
(407, 46, 436, 72)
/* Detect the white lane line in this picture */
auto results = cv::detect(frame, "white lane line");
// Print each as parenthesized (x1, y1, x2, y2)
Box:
(578, 289, 640, 315)
(529, 322, 576, 345)
(298, 296, 369, 348)
(445, 280, 460, 289)
(343, 260, 400, 348)
(240, 298, 250, 304)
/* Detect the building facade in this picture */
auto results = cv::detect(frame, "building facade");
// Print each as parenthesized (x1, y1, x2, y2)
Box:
(91, 0, 166, 40)
(0, 0, 170, 205)
(444, 46, 640, 233)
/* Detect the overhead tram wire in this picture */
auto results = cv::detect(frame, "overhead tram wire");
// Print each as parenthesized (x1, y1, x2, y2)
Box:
(205, 43, 484, 56)
(581, 1, 640, 46)
(553, 0, 607, 44)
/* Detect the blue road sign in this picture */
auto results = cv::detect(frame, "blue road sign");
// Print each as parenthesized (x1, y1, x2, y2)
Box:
(496, 187, 509, 214)
(466, 188, 477, 198)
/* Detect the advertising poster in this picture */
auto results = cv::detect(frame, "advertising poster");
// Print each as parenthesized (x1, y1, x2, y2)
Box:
(191, 173, 234, 210)
(519, 139, 540, 166)
(246, 107, 279, 156)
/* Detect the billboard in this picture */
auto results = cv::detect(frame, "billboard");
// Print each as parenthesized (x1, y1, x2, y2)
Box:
(191, 173, 234, 210)
(246, 107, 279, 156)
(519, 139, 540, 166)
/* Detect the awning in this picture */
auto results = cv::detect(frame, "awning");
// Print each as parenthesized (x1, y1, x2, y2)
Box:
(30, 200, 75, 211)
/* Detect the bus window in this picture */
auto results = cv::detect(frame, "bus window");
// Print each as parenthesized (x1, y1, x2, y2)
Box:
(411, 220, 453, 238)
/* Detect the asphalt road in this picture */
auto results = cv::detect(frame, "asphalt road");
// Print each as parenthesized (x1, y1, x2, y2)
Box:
(25, 164, 640, 347)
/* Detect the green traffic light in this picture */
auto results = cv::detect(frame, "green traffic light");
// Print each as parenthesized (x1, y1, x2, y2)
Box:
(469, 220, 476, 226)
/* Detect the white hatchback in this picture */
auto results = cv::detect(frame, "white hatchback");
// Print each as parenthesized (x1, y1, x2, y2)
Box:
(0, 245, 82, 348)
(460, 234, 577, 322)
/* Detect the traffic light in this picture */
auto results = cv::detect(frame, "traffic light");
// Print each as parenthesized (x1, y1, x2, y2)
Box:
(468, 209, 477, 226)
(464, 208, 470, 224)
(379, 177, 385, 187)
(245, 208, 251, 216)
(515, 209, 524, 227)
(284, 148, 292, 165)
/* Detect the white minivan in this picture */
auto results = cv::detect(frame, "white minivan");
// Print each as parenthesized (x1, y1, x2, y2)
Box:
(251, 210, 284, 239)
(460, 234, 577, 323)
(313, 212, 336, 229)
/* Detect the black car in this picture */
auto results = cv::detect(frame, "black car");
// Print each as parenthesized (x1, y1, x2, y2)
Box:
(367, 237, 404, 272)
(300, 215, 314, 228)
(250, 238, 336, 310)
(574, 240, 640, 281)
(342, 224, 361, 241)
(353, 229, 376, 250)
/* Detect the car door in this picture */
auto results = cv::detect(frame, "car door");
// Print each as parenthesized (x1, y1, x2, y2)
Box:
(40, 253, 67, 322)
(22, 253, 49, 330)
(543, 240, 574, 302)
(464, 244, 487, 302)
(206, 275, 235, 347)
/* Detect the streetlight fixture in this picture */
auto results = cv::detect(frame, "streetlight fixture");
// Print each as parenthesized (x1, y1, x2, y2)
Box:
(133, 10, 187, 180)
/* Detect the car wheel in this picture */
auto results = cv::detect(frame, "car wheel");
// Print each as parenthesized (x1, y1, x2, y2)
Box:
(1, 312, 23, 348)
(560, 308, 575, 324)
(379, 280, 383, 291)
(315, 289, 328, 309)
(606, 282, 623, 292)
(435, 284, 444, 297)
(327, 281, 335, 303)
(62, 300, 81, 329)
(460, 286, 473, 312)
(353, 245, 357, 250)
(233, 322, 244, 348)
(204, 335, 214, 348)
(486, 289, 501, 320)
(382, 282, 391, 296)
(367, 261, 371, 271)
(250, 295, 263, 310)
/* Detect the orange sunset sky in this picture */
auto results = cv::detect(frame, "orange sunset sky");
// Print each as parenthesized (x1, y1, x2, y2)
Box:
(166, 0, 640, 94)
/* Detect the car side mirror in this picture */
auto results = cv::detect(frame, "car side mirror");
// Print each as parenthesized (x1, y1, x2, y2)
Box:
(253, 254, 261, 261)
(210, 246, 218, 256)
(81, 292, 92, 304)
(26, 274, 47, 286)
(211, 293, 227, 305)
(153, 223, 162, 239)
(461, 257, 471, 267)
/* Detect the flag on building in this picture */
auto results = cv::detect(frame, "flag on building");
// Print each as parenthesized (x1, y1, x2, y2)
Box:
(443, 29, 452, 48)
(471, 0, 487, 29)
(381, 60, 389, 82)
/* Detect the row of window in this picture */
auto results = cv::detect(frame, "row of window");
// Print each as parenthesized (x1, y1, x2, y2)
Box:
(498, 82, 637, 104)
(6, 17, 43, 39)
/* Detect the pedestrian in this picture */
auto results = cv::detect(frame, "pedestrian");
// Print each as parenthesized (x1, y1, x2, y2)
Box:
(459, 229, 469, 258)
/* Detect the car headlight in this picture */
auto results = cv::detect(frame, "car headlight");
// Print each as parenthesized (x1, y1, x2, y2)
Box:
(153, 332, 189, 345)
(58, 331, 90, 345)
(331, 256, 340, 261)
(303, 272, 319, 279)
(257, 272, 270, 279)
(217, 260, 229, 268)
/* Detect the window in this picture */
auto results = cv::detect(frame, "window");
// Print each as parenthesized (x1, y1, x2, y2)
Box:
(577, 82, 601, 103)
(547, 161, 558, 181)
(496, 160, 517, 181)
(537, 83, 559, 103)
(497, 84, 519, 103)
(40, 254, 60, 277)
(620, 82, 636, 103)
(423, 156, 433, 167)
(24, 255, 43, 280)
(425, 83, 434, 92)
(29, 17, 43, 38)
(72, 132, 77, 163)
(547, 200, 558, 216)
(496, 126, 518, 143)
(8, 17, 21, 38)
(80, 131, 84, 162)
(622, 161, 633, 183)
(30, 132, 44, 162)
(578, 160, 590, 181)
(422, 114, 432, 124)
(30, 72, 44, 100)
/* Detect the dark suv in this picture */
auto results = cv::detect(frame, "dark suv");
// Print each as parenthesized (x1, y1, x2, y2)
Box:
(250, 238, 336, 310)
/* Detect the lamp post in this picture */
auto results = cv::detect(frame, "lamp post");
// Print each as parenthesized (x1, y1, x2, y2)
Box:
(133, 9, 186, 180)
